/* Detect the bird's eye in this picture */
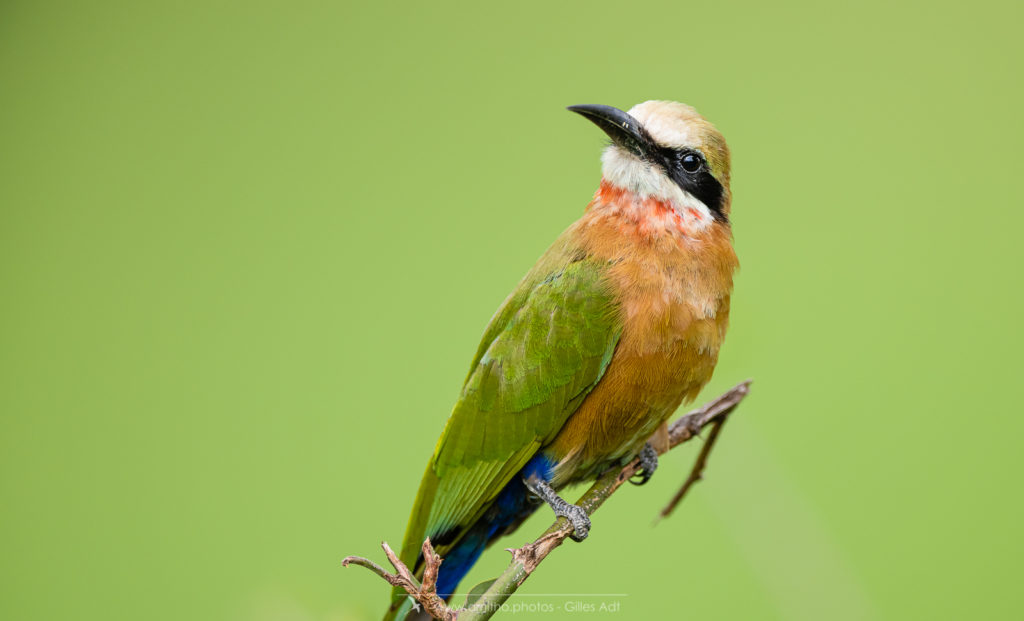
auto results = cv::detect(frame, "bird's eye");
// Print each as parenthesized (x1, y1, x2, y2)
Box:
(681, 153, 703, 173)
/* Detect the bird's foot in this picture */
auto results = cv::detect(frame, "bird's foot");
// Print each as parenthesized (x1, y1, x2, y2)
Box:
(524, 475, 591, 542)
(558, 503, 590, 543)
(630, 443, 659, 486)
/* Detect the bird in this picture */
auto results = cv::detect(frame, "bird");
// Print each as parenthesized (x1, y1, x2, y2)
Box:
(383, 100, 738, 620)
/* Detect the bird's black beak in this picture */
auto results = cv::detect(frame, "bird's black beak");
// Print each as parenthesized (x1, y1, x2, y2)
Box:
(567, 104, 656, 159)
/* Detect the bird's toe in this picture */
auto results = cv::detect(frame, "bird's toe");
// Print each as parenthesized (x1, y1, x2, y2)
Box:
(630, 443, 659, 486)
(560, 504, 591, 542)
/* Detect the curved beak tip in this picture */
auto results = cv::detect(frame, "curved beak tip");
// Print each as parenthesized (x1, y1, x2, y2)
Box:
(566, 103, 620, 116)
(565, 104, 652, 156)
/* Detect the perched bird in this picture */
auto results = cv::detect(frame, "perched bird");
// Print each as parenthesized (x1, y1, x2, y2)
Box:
(384, 101, 738, 620)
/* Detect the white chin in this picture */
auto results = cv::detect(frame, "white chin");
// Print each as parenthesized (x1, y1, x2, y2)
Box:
(600, 146, 713, 218)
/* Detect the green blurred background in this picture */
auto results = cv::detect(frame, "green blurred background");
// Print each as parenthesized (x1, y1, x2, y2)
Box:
(2, 0, 1022, 619)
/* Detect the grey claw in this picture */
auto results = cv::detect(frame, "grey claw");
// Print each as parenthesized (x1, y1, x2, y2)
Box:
(630, 443, 659, 486)
(558, 503, 591, 542)
(524, 474, 592, 542)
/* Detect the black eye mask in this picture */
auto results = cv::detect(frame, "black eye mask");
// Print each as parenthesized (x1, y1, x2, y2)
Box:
(653, 146, 727, 223)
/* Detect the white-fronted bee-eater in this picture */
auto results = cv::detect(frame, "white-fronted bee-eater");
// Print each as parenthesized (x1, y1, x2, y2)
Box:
(384, 100, 738, 620)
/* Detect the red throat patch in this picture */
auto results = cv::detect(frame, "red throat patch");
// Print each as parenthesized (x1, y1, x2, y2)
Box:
(589, 180, 708, 238)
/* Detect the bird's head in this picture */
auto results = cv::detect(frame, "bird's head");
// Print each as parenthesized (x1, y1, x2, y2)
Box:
(569, 101, 731, 225)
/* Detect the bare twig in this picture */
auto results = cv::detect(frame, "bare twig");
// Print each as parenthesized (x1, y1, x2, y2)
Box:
(658, 416, 727, 520)
(345, 380, 752, 620)
(658, 379, 750, 519)
(343, 539, 456, 620)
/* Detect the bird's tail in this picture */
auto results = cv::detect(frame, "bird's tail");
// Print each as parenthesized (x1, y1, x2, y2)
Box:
(382, 473, 540, 620)
(382, 516, 498, 620)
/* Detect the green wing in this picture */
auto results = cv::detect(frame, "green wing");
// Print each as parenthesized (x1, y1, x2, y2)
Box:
(395, 247, 622, 574)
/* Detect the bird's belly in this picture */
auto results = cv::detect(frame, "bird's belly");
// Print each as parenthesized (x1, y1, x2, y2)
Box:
(544, 314, 724, 486)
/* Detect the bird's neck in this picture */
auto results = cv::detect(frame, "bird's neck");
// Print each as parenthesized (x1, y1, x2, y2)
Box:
(572, 179, 738, 360)
(588, 179, 716, 239)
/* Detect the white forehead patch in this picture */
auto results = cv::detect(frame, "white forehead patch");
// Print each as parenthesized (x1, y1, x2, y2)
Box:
(627, 100, 703, 150)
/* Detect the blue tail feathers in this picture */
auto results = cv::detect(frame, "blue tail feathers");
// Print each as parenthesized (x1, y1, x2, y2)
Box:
(432, 454, 553, 598)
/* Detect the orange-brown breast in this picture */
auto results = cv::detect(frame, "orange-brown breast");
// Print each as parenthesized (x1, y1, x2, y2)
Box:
(546, 185, 738, 485)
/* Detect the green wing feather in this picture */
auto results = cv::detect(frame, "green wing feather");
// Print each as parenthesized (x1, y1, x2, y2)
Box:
(427, 258, 620, 536)
(388, 237, 621, 614)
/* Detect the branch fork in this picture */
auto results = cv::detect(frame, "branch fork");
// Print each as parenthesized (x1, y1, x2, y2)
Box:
(342, 538, 457, 620)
